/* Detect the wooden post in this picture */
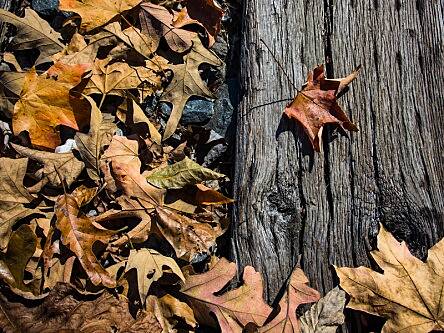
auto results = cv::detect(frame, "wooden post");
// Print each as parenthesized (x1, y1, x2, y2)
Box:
(232, 0, 443, 330)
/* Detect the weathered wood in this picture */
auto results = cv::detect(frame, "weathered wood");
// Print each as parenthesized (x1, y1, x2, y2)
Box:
(232, 0, 443, 330)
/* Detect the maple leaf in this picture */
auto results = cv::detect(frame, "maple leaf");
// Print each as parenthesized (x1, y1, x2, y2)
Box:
(74, 96, 116, 182)
(125, 248, 185, 304)
(55, 192, 116, 288)
(161, 36, 222, 139)
(0, 8, 64, 65)
(181, 257, 273, 332)
(259, 267, 320, 332)
(284, 65, 360, 151)
(140, 2, 197, 53)
(12, 66, 90, 149)
(59, 0, 142, 33)
(335, 225, 444, 333)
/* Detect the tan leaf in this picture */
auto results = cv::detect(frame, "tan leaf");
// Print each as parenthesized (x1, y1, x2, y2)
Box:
(158, 294, 197, 328)
(195, 183, 234, 205)
(12, 66, 90, 149)
(147, 157, 225, 189)
(55, 193, 116, 287)
(155, 206, 224, 261)
(125, 248, 185, 303)
(0, 71, 26, 96)
(0, 8, 63, 65)
(74, 96, 116, 182)
(140, 2, 197, 53)
(161, 36, 222, 139)
(259, 267, 320, 332)
(335, 225, 444, 333)
(43, 256, 75, 290)
(59, 0, 142, 33)
(11, 143, 84, 188)
(181, 257, 272, 331)
(300, 287, 346, 333)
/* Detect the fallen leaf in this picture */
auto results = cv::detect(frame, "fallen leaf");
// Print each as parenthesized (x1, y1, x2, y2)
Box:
(59, 0, 142, 33)
(74, 96, 116, 182)
(0, 71, 26, 96)
(125, 248, 185, 304)
(335, 225, 444, 333)
(195, 183, 234, 205)
(181, 257, 272, 331)
(12, 143, 85, 188)
(299, 287, 346, 333)
(158, 294, 197, 328)
(155, 206, 224, 261)
(140, 2, 197, 53)
(284, 65, 360, 151)
(147, 157, 225, 189)
(259, 267, 320, 332)
(55, 193, 116, 287)
(0, 8, 64, 65)
(161, 37, 222, 139)
(12, 66, 90, 149)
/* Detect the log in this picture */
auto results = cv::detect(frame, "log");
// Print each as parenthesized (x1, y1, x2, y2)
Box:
(232, 0, 443, 330)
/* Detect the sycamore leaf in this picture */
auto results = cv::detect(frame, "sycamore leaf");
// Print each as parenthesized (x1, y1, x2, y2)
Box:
(181, 257, 272, 332)
(125, 248, 185, 304)
(59, 0, 142, 33)
(11, 143, 84, 188)
(83, 58, 162, 98)
(155, 206, 224, 261)
(161, 36, 222, 139)
(0, 8, 64, 65)
(55, 193, 116, 288)
(284, 65, 360, 152)
(196, 183, 234, 205)
(335, 225, 444, 333)
(147, 157, 225, 189)
(259, 267, 320, 333)
(299, 287, 346, 333)
(0, 157, 36, 251)
(74, 96, 116, 182)
(140, 2, 197, 53)
(12, 66, 90, 149)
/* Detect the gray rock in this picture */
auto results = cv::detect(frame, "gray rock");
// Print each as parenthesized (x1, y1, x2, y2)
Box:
(32, 0, 59, 16)
(160, 98, 214, 125)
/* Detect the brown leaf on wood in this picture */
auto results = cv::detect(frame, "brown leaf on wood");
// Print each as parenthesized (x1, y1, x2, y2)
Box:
(181, 257, 272, 331)
(55, 193, 116, 288)
(259, 267, 320, 332)
(140, 2, 197, 53)
(335, 225, 444, 333)
(59, 0, 142, 33)
(12, 66, 90, 149)
(284, 65, 360, 151)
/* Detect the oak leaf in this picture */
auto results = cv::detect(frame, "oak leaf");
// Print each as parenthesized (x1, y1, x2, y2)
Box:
(12, 66, 90, 149)
(0, 8, 64, 65)
(125, 248, 185, 304)
(284, 65, 360, 151)
(74, 96, 116, 182)
(181, 257, 273, 332)
(335, 225, 444, 333)
(59, 0, 142, 33)
(259, 267, 320, 332)
(55, 193, 116, 287)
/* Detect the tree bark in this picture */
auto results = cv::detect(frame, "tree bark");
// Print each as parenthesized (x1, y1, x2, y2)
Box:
(232, 0, 444, 330)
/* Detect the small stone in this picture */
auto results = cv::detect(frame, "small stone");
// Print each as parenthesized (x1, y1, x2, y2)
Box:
(32, 0, 59, 16)
(160, 98, 214, 125)
(55, 138, 77, 153)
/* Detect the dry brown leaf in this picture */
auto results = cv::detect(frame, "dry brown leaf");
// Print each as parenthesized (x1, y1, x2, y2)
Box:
(161, 36, 222, 139)
(335, 225, 444, 333)
(0, 8, 64, 65)
(181, 257, 272, 332)
(284, 65, 360, 152)
(195, 183, 234, 205)
(259, 267, 320, 332)
(158, 294, 197, 328)
(55, 193, 116, 288)
(140, 2, 197, 53)
(155, 206, 224, 261)
(74, 96, 116, 182)
(12, 143, 84, 188)
(59, 0, 142, 33)
(12, 66, 90, 149)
